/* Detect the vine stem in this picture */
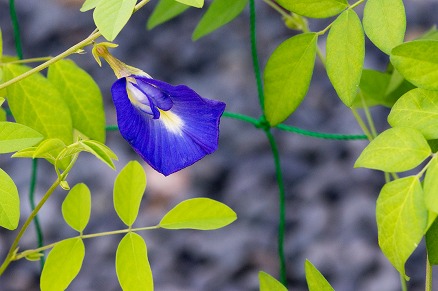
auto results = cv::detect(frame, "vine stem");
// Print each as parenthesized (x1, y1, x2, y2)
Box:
(0, 155, 78, 276)
(265, 129, 287, 285)
(0, 0, 151, 90)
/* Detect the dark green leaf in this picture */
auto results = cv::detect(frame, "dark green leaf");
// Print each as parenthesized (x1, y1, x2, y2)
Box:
(147, 0, 190, 30)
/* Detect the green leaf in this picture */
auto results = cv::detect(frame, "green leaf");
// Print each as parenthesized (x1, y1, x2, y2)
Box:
(80, 0, 102, 11)
(259, 271, 287, 291)
(159, 197, 237, 230)
(326, 10, 364, 107)
(305, 260, 335, 291)
(391, 40, 438, 90)
(48, 59, 105, 143)
(62, 183, 91, 233)
(388, 88, 438, 139)
(424, 158, 438, 213)
(276, 0, 347, 18)
(175, 0, 203, 8)
(0, 169, 19, 230)
(0, 69, 6, 98)
(116, 232, 153, 290)
(94, 0, 138, 41)
(192, 0, 248, 40)
(147, 0, 189, 30)
(426, 219, 438, 265)
(80, 140, 118, 170)
(354, 127, 431, 172)
(264, 33, 318, 126)
(0, 97, 4, 106)
(114, 161, 146, 227)
(353, 69, 391, 108)
(0, 108, 6, 122)
(376, 176, 427, 279)
(40, 238, 85, 291)
(363, 0, 406, 55)
(0, 122, 43, 153)
(3, 64, 73, 145)
(0, 27, 2, 58)
(33, 138, 66, 162)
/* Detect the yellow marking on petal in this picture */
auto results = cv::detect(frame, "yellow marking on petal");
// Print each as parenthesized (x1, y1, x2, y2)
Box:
(159, 109, 184, 134)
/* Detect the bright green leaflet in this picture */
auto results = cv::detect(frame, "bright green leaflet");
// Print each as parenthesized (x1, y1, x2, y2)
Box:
(116, 232, 153, 291)
(0, 69, 6, 98)
(40, 238, 85, 291)
(259, 271, 287, 291)
(0, 108, 6, 122)
(94, 0, 138, 41)
(48, 59, 106, 143)
(62, 183, 91, 233)
(424, 158, 438, 213)
(192, 0, 248, 40)
(305, 260, 334, 291)
(354, 127, 431, 172)
(0, 27, 2, 57)
(3, 64, 73, 146)
(0, 97, 4, 106)
(147, 0, 189, 30)
(0, 122, 43, 153)
(0, 168, 19, 230)
(426, 219, 438, 265)
(264, 33, 317, 126)
(391, 40, 438, 90)
(113, 161, 146, 227)
(363, 0, 406, 55)
(159, 197, 237, 230)
(326, 10, 364, 107)
(376, 176, 427, 279)
(389, 88, 438, 139)
(80, 0, 103, 12)
(33, 138, 66, 161)
(175, 0, 203, 8)
(353, 69, 391, 108)
(80, 140, 118, 170)
(275, 0, 347, 19)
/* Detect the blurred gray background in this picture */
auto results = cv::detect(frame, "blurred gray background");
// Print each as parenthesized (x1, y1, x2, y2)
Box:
(0, 0, 437, 290)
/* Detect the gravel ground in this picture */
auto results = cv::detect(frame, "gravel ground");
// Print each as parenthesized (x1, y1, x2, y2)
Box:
(1, 0, 438, 290)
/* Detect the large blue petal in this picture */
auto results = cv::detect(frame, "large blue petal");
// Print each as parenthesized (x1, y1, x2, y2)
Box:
(111, 77, 226, 176)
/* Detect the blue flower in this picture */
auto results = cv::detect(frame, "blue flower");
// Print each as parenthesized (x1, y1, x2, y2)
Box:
(111, 75, 226, 176)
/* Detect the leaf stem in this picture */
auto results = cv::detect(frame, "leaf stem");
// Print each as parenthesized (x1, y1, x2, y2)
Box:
(350, 108, 373, 141)
(15, 225, 160, 261)
(426, 253, 433, 291)
(0, 154, 78, 276)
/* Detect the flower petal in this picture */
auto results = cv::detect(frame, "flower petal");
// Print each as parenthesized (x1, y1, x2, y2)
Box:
(111, 77, 225, 176)
(134, 76, 173, 111)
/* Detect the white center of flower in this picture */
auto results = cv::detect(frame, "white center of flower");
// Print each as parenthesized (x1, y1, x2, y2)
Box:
(159, 109, 184, 134)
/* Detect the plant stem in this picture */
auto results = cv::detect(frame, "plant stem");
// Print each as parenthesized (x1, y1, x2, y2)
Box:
(426, 253, 433, 291)
(0, 155, 78, 276)
(0, 0, 152, 91)
(265, 129, 287, 285)
(350, 108, 373, 141)
(9, 0, 22, 60)
(400, 274, 408, 291)
(249, 0, 265, 111)
(16, 225, 160, 260)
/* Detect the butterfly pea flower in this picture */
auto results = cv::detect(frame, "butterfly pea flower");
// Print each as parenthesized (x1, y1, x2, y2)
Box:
(93, 43, 225, 176)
